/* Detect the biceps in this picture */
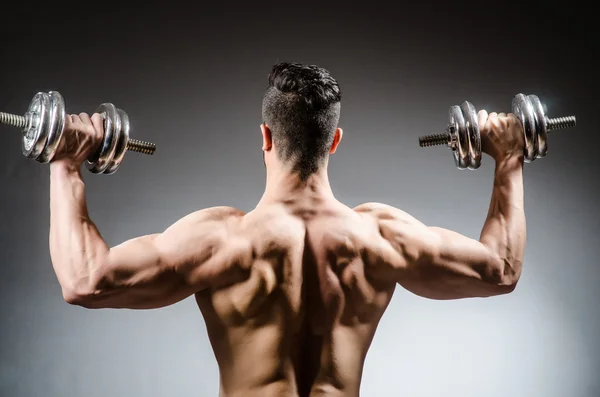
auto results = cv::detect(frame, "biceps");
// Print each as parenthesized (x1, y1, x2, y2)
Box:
(396, 227, 508, 299)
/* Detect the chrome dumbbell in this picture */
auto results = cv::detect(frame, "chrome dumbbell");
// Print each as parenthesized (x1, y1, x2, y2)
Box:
(418, 93, 576, 170)
(0, 91, 156, 174)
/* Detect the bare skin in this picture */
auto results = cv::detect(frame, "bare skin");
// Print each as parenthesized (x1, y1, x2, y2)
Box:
(49, 110, 525, 396)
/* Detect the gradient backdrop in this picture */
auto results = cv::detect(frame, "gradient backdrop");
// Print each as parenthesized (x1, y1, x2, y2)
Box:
(1, 2, 598, 397)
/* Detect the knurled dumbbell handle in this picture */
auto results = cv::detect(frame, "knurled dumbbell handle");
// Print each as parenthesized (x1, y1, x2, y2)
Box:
(547, 116, 576, 131)
(0, 112, 27, 129)
(127, 139, 156, 154)
(418, 115, 577, 148)
(418, 133, 448, 147)
(0, 111, 156, 155)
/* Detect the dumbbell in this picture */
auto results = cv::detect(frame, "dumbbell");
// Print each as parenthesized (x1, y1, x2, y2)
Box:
(418, 93, 576, 170)
(0, 91, 156, 174)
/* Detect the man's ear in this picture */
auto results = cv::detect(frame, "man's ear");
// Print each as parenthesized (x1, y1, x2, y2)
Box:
(261, 123, 272, 151)
(330, 128, 343, 154)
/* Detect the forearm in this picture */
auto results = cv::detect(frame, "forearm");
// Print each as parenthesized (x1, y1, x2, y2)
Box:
(479, 154, 525, 283)
(49, 162, 109, 296)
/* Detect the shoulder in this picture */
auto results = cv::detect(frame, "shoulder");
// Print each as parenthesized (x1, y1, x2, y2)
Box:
(158, 207, 248, 261)
(353, 203, 432, 266)
(176, 206, 246, 225)
(162, 206, 246, 238)
(353, 202, 420, 224)
(194, 206, 246, 219)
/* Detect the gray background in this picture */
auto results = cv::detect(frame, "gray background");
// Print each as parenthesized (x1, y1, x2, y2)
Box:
(1, 2, 598, 396)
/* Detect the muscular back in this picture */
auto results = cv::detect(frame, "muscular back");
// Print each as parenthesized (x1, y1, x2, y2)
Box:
(57, 173, 519, 397)
(195, 199, 402, 397)
(59, 188, 516, 397)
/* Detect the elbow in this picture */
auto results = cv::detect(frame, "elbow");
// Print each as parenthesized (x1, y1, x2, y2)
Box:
(496, 278, 519, 295)
(502, 257, 522, 292)
(60, 270, 106, 308)
(498, 261, 521, 294)
(62, 287, 87, 306)
(62, 286, 99, 308)
(487, 257, 522, 295)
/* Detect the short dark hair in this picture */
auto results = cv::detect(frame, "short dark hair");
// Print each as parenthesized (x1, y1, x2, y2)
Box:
(262, 62, 342, 180)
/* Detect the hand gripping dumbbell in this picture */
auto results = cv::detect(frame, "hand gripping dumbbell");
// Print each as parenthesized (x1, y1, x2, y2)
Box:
(0, 91, 156, 174)
(417, 93, 576, 170)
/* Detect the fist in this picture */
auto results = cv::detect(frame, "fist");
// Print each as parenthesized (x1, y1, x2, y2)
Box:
(477, 110, 525, 161)
(52, 113, 105, 166)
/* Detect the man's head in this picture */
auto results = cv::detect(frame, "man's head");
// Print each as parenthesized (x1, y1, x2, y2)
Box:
(261, 62, 343, 180)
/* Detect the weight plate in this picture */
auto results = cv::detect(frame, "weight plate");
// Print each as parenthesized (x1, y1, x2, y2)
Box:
(448, 105, 469, 169)
(22, 92, 51, 160)
(103, 108, 129, 174)
(527, 94, 548, 158)
(86, 103, 120, 174)
(460, 101, 481, 170)
(512, 93, 538, 162)
(38, 91, 66, 163)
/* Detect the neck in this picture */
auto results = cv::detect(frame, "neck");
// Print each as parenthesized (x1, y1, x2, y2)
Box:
(259, 163, 334, 205)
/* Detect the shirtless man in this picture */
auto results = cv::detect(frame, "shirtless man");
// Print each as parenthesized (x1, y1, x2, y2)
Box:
(49, 62, 525, 397)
